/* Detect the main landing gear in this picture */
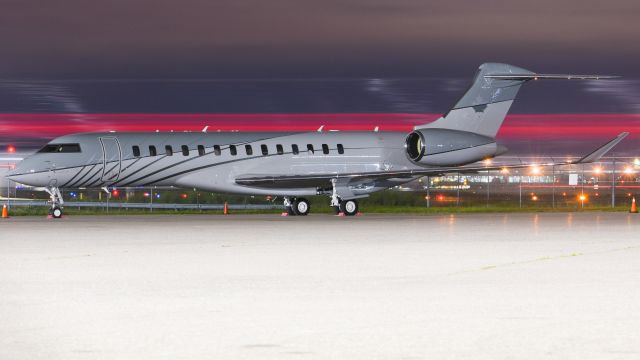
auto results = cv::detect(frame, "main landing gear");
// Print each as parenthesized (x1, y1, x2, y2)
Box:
(284, 197, 310, 216)
(329, 178, 359, 216)
(282, 179, 360, 217)
(44, 187, 64, 219)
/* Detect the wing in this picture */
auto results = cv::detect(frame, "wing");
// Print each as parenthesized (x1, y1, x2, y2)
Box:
(235, 132, 629, 189)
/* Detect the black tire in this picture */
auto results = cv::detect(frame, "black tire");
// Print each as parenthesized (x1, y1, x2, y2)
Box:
(340, 199, 358, 216)
(293, 198, 310, 216)
(51, 206, 63, 219)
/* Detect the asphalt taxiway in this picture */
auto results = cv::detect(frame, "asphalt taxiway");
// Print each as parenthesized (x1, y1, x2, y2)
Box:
(1, 213, 639, 359)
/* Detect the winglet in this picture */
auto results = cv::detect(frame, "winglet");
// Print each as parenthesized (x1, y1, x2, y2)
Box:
(576, 132, 629, 164)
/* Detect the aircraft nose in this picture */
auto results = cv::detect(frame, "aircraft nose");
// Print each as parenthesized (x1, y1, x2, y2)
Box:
(5, 161, 41, 186)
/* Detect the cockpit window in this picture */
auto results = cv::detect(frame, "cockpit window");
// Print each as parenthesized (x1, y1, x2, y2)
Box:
(38, 143, 81, 153)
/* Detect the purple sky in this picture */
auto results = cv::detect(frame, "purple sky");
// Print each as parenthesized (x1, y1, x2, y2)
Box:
(1, 0, 639, 79)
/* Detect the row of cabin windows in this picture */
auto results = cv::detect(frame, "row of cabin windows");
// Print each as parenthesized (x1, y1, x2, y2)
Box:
(131, 143, 345, 158)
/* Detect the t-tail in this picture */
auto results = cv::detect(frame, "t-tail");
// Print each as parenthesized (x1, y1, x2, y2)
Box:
(405, 63, 617, 167)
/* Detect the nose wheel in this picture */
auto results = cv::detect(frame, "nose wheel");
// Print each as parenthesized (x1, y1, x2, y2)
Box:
(50, 206, 63, 218)
(44, 187, 64, 219)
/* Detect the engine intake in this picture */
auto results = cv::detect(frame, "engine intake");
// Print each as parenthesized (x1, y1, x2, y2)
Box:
(405, 129, 506, 166)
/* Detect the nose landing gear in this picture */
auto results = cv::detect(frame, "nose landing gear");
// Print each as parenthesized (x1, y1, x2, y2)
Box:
(44, 187, 64, 219)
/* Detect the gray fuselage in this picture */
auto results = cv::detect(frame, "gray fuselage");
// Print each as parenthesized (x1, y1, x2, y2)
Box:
(10, 131, 420, 197)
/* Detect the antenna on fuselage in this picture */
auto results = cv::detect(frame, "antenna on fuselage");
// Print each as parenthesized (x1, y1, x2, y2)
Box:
(202, 126, 209, 133)
(317, 125, 324, 132)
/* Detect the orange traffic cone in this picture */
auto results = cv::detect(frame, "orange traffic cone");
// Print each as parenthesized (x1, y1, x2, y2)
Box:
(2, 204, 8, 218)
(630, 197, 638, 213)
(223, 201, 229, 215)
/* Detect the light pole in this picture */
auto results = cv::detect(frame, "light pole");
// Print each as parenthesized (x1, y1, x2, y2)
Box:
(426, 176, 430, 208)
(486, 169, 490, 208)
(456, 172, 460, 207)
(552, 164, 556, 209)
(612, 158, 616, 208)
(519, 170, 522, 208)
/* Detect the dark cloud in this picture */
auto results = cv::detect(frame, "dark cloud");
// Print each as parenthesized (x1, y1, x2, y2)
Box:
(0, 0, 638, 78)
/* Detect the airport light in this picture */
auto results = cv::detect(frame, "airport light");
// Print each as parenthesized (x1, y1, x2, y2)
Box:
(436, 194, 445, 202)
(500, 167, 509, 174)
(483, 158, 492, 166)
(111, 189, 119, 197)
(593, 166, 602, 174)
(180, 193, 188, 199)
(634, 158, 640, 166)
(531, 195, 538, 201)
(578, 193, 587, 209)
(530, 165, 541, 175)
(6, 145, 16, 153)
(143, 192, 150, 198)
(624, 166, 634, 174)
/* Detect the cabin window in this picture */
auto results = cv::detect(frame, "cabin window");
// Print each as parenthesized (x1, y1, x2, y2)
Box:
(261, 144, 268, 155)
(337, 144, 344, 154)
(38, 143, 82, 153)
(230, 145, 237, 156)
(197, 145, 205, 156)
(307, 144, 314, 154)
(322, 144, 329, 154)
(292, 144, 299, 155)
(181, 145, 189, 156)
(276, 144, 283, 155)
(132, 146, 140, 157)
(149, 145, 157, 156)
(165, 145, 173, 156)
(213, 145, 221, 156)
(245, 145, 253, 155)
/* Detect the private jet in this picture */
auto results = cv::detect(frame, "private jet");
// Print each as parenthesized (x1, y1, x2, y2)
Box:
(7, 63, 628, 218)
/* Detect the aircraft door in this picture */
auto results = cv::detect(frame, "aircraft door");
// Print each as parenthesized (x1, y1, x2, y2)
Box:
(100, 137, 122, 183)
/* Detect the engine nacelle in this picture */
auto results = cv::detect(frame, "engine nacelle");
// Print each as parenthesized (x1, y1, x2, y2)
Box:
(405, 128, 506, 166)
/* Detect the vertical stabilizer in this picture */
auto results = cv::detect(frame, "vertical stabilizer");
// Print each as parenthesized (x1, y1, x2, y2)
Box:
(417, 63, 533, 137)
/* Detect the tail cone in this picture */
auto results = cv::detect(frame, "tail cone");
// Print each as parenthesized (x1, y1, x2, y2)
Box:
(2, 204, 8, 219)
(631, 197, 638, 213)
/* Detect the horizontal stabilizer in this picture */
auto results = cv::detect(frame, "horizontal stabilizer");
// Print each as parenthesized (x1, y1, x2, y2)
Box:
(484, 74, 619, 80)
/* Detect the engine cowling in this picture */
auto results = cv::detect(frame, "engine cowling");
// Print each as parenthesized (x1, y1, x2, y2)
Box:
(405, 128, 506, 166)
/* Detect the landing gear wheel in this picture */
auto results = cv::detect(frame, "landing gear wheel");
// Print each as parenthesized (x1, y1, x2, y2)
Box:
(340, 199, 358, 216)
(50, 206, 63, 219)
(293, 198, 310, 216)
